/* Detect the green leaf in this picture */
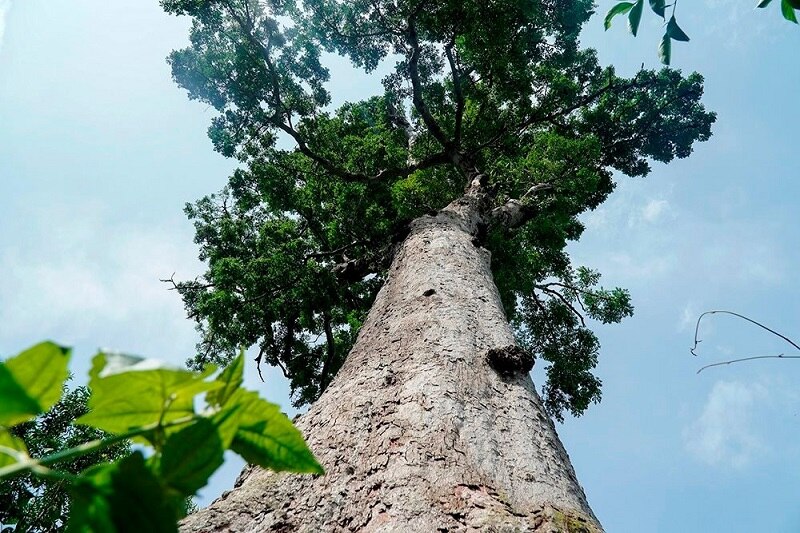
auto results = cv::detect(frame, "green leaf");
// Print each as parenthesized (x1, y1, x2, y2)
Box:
(77, 352, 219, 438)
(658, 32, 672, 65)
(666, 16, 691, 41)
(0, 342, 70, 426)
(781, 0, 799, 22)
(628, 0, 645, 36)
(158, 418, 225, 494)
(0, 365, 41, 427)
(229, 389, 323, 474)
(206, 349, 244, 408)
(68, 451, 178, 533)
(0, 429, 28, 468)
(604, 2, 635, 30)
(649, 0, 666, 17)
(756, 0, 773, 7)
(67, 479, 114, 533)
(209, 403, 243, 449)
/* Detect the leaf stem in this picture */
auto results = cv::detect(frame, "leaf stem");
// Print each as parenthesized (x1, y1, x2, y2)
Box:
(0, 444, 28, 462)
(0, 414, 196, 481)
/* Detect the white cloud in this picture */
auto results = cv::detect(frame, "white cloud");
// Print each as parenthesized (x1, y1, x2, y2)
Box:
(582, 206, 609, 231)
(679, 302, 698, 332)
(684, 380, 769, 469)
(0, 205, 204, 366)
(573, 178, 790, 290)
(0, 0, 10, 53)
(702, 0, 775, 48)
(641, 199, 670, 224)
(603, 251, 676, 281)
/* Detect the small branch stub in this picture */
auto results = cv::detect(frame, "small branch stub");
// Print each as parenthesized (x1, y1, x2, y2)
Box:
(486, 345, 535, 377)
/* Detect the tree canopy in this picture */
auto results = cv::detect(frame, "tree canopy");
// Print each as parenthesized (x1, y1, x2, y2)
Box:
(162, 0, 715, 421)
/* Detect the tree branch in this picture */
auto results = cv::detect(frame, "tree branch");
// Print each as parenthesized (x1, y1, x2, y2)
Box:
(319, 312, 337, 389)
(304, 240, 368, 260)
(536, 285, 586, 327)
(539, 281, 617, 305)
(469, 77, 647, 157)
(490, 183, 552, 228)
(254, 344, 267, 382)
(223, 1, 436, 183)
(445, 39, 465, 147)
(406, 20, 453, 152)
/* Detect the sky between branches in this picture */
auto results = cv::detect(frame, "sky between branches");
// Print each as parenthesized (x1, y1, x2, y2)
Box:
(0, 1, 799, 531)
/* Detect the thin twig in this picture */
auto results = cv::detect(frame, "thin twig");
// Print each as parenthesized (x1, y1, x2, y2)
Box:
(690, 310, 800, 373)
(697, 354, 800, 374)
(536, 285, 586, 327)
(691, 310, 800, 356)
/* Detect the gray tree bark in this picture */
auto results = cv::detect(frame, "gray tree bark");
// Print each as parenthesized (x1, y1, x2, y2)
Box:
(181, 192, 602, 532)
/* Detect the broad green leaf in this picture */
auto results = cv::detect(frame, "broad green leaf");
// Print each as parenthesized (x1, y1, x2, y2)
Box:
(68, 451, 177, 533)
(77, 352, 219, 438)
(666, 16, 691, 41)
(229, 389, 323, 474)
(0, 429, 27, 468)
(628, 0, 645, 36)
(782, 0, 799, 22)
(0, 365, 41, 427)
(604, 2, 635, 30)
(658, 32, 672, 65)
(649, 0, 666, 17)
(209, 403, 243, 448)
(67, 478, 115, 533)
(756, 0, 773, 7)
(1, 342, 70, 426)
(158, 418, 226, 494)
(206, 350, 244, 408)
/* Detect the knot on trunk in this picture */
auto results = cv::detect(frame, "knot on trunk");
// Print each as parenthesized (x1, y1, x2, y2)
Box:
(486, 345, 534, 377)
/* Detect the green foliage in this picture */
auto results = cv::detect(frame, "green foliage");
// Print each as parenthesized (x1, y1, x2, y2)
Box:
(0, 342, 70, 428)
(0, 384, 131, 532)
(0, 343, 322, 532)
(606, 0, 798, 65)
(163, 0, 714, 420)
(70, 452, 179, 533)
(77, 353, 220, 440)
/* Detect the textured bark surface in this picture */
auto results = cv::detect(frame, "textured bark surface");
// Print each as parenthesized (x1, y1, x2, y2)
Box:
(182, 197, 602, 532)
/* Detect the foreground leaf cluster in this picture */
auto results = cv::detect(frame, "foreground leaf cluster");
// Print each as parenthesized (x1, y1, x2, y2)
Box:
(0, 342, 322, 532)
(606, 0, 798, 65)
(0, 383, 131, 532)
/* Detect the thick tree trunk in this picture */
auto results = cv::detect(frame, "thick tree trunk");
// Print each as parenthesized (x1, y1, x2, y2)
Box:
(181, 195, 602, 532)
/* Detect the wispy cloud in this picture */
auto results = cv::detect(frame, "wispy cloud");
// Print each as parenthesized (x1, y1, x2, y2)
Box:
(574, 179, 790, 288)
(641, 199, 670, 224)
(679, 301, 699, 332)
(0, 0, 11, 53)
(0, 201, 203, 364)
(684, 380, 769, 469)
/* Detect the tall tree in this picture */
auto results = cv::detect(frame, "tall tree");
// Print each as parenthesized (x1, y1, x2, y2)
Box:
(163, 0, 714, 529)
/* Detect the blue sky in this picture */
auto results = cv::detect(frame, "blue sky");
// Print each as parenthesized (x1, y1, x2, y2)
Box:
(1, 1, 798, 531)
